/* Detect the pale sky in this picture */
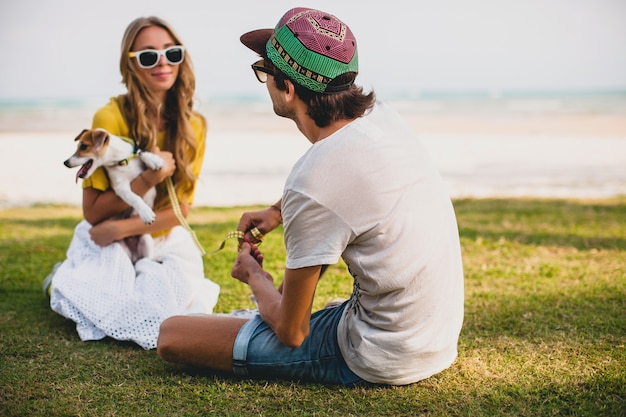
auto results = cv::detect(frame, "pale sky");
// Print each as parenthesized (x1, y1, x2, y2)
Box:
(1, 0, 625, 102)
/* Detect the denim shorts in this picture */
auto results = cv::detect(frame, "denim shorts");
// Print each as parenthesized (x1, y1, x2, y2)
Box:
(232, 301, 365, 386)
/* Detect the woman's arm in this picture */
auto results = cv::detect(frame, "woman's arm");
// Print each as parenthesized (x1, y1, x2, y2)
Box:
(82, 149, 176, 225)
(88, 203, 189, 247)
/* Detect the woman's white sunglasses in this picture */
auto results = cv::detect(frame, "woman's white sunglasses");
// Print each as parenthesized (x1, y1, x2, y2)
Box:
(128, 46, 185, 69)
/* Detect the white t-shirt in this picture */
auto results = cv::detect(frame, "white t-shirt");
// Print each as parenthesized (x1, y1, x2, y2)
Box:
(281, 100, 464, 385)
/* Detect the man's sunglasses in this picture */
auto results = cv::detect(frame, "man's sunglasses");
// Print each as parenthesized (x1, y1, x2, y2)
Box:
(251, 59, 275, 83)
(128, 46, 185, 69)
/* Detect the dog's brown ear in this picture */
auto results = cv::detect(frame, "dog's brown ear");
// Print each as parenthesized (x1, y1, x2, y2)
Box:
(74, 129, 88, 141)
(92, 129, 110, 150)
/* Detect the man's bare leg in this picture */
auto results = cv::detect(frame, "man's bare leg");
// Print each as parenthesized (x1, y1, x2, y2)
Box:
(157, 315, 248, 372)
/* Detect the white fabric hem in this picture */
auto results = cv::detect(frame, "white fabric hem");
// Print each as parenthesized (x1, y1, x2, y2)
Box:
(50, 221, 220, 349)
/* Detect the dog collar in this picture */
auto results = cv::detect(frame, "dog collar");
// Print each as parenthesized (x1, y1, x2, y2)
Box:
(117, 136, 141, 166)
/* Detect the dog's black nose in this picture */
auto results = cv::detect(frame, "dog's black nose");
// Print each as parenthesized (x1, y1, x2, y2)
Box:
(64, 160, 71, 167)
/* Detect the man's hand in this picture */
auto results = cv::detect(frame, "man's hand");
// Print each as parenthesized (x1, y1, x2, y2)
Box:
(231, 242, 269, 285)
(237, 204, 282, 244)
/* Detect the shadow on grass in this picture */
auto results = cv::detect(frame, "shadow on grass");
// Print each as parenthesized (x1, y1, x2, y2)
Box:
(454, 198, 626, 250)
(459, 226, 626, 250)
(463, 289, 626, 341)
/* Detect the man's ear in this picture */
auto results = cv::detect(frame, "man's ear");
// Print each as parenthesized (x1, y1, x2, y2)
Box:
(284, 79, 297, 102)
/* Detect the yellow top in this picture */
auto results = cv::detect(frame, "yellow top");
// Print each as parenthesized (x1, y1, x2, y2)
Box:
(84, 96, 206, 207)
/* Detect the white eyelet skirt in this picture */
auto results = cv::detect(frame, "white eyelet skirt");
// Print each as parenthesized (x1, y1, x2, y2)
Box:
(49, 220, 220, 349)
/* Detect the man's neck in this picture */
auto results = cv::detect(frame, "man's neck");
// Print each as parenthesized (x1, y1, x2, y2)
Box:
(297, 117, 356, 144)
(316, 119, 356, 143)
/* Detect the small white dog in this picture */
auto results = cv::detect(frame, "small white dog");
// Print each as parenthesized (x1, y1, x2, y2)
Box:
(64, 128, 164, 262)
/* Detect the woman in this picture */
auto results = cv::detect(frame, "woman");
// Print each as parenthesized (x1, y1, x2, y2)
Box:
(46, 16, 220, 349)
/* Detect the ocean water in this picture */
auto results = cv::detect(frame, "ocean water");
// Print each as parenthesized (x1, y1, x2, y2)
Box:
(1, 93, 625, 208)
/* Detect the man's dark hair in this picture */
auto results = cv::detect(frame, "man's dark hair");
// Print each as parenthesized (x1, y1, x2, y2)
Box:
(267, 59, 376, 128)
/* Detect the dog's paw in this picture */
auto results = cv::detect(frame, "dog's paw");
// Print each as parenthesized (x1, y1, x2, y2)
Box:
(141, 152, 165, 171)
(137, 207, 157, 224)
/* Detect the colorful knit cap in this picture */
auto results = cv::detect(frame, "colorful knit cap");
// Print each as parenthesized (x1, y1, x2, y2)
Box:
(265, 8, 359, 93)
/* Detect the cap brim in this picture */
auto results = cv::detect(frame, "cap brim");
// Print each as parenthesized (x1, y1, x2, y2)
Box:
(240, 29, 274, 56)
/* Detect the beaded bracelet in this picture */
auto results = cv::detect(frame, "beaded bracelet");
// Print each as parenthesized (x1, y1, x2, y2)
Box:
(207, 231, 245, 254)
(249, 226, 264, 242)
(207, 227, 264, 254)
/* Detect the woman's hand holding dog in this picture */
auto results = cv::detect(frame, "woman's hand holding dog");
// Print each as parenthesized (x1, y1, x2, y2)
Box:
(89, 219, 124, 247)
(141, 148, 176, 187)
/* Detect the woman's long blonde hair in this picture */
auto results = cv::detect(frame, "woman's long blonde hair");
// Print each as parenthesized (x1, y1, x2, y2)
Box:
(119, 16, 205, 208)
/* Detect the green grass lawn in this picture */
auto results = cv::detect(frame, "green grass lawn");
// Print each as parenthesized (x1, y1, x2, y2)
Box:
(1, 198, 625, 416)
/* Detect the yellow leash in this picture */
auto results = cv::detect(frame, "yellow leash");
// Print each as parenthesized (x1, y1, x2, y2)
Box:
(165, 177, 262, 255)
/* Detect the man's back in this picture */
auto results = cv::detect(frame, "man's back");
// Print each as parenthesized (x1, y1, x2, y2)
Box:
(282, 100, 465, 385)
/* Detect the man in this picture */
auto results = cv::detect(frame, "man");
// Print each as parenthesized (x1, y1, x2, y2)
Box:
(157, 7, 464, 386)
